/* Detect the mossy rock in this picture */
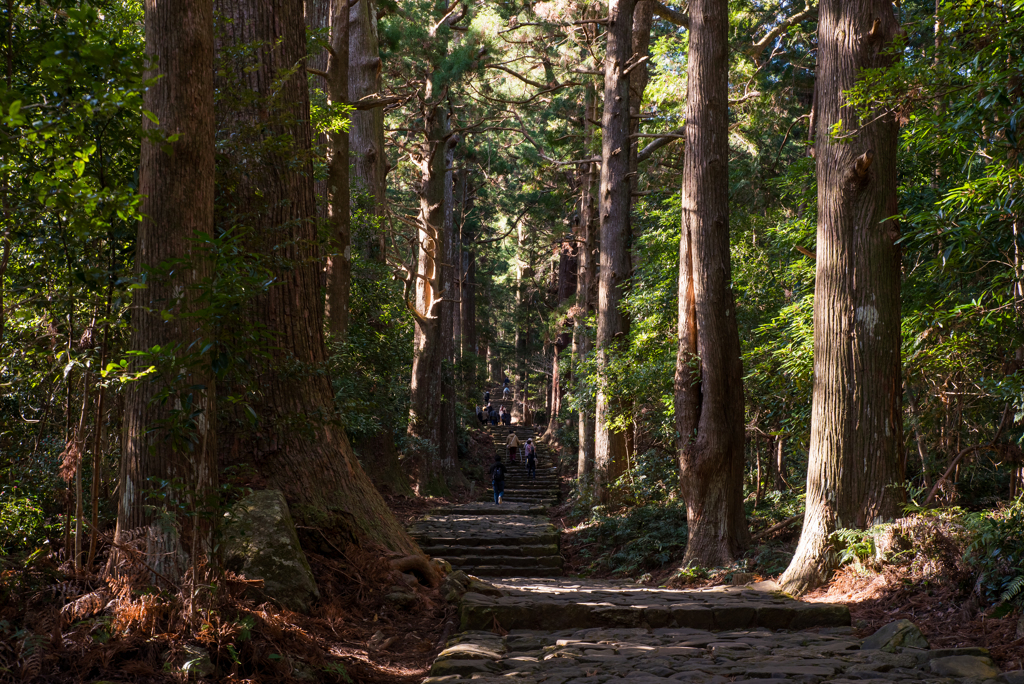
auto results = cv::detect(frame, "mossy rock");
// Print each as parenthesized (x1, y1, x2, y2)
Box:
(222, 489, 320, 613)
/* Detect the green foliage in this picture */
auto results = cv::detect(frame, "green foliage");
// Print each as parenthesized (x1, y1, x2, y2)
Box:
(0, 489, 50, 553)
(328, 255, 413, 442)
(963, 499, 1024, 609)
(573, 501, 690, 577)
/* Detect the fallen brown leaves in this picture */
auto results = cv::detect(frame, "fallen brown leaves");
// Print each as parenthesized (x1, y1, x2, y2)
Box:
(0, 535, 453, 683)
(808, 565, 1024, 670)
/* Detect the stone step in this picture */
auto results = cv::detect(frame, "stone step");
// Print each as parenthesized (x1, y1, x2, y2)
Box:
(422, 543, 560, 558)
(461, 566, 564, 578)
(457, 580, 851, 633)
(430, 503, 547, 516)
(441, 555, 564, 569)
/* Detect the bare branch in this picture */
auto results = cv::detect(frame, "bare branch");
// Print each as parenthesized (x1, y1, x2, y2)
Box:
(651, 0, 689, 27)
(729, 90, 761, 105)
(637, 125, 685, 162)
(747, 1, 816, 59)
(486, 63, 549, 90)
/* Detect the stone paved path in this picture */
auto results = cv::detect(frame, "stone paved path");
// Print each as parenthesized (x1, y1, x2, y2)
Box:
(414, 404, 1021, 684)
(410, 405, 562, 577)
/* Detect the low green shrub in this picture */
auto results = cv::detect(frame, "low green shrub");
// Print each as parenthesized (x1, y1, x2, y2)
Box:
(574, 500, 689, 577)
(0, 488, 51, 553)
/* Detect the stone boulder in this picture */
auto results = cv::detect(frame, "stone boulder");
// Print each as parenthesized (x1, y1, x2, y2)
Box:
(222, 489, 320, 613)
(861, 619, 929, 652)
(927, 655, 1000, 679)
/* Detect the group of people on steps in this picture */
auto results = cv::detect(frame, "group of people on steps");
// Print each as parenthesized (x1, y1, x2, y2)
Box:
(477, 375, 537, 504)
(477, 378, 513, 426)
(489, 433, 537, 504)
(478, 403, 511, 426)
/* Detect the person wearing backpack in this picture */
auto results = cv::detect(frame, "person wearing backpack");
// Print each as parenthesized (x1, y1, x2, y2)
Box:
(488, 405, 499, 425)
(490, 454, 507, 504)
(524, 439, 537, 479)
(506, 431, 521, 463)
(476, 406, 486, 426)
(483, 389, 491, 404)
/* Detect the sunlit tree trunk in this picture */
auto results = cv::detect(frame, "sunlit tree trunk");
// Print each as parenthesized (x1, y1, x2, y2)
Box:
(674, 0, 749, 566)
(593, 0, 634, 502)
(780, 0, 901, 595)
(112, 0, 216, 582)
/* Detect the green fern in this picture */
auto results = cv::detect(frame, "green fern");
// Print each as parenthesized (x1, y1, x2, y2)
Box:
(999, 575, 1024, 604)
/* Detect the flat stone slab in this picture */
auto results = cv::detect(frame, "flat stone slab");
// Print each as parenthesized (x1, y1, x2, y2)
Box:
(434, 502, 549, 516)
(458, 579, 850, 632)
(410, 514, 560, 546)
(424, 627, 1004, 683)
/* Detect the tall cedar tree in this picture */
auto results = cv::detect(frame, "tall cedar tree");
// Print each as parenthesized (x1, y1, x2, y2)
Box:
(324, 0, 351, 336)
(345, 0, 412, 496)
(575, 85, 598, 482)
(408, 94, 460, 494)
(215, 0, 420, 555)
(674, 0, 750, 565)
(593, 0, 634, 502)
(779, 0, 902, 594)
(112, 0, 217, 581)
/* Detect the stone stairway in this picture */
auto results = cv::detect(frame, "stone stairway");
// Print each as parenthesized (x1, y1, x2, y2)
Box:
(409, 394, 563, 578)
(477, 423, 559, 507)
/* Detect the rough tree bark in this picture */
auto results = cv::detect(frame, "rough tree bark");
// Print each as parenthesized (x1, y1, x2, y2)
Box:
(325, 0, 351, 336)
(344, 0, 411, 495)
(779, 0, 901, 595)
(216, 0, 419, 555)
(593, 0, 634, 502)
(546, 241, 578, 440)
(674, 0, 750, 566)
(348, 0, 386, 234)
(112, 0, 217, 582)
(575, 85, 598, 482)
(407, 95, 460, 494)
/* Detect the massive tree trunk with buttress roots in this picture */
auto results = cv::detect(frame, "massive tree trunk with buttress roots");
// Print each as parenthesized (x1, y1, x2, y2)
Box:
(112, 0, 217, 582)
(593, 0, 634, 503)
(779, 0, 902, 595)
(215, 0, 419, 556)
(674, 0, 750, 566)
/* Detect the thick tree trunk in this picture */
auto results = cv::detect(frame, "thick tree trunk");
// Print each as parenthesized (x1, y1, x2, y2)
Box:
(779, 0, 901, 595)
(304, 0, 329, 225)
(593, 0, 634, 502)
(349, 0, 386, 234)
(408, 99, 460, 494)
(487, 342, 501, 384)
(674, 0, 750, 566)
(462, 249, 477, 359)
(216, 0, 419, 556)
(342, 0, 409, 494)
(113, 0, 216, 582)
(575, 86, 598, 482)
(325, 0, 351, 337)
(547, 242, 578, 439)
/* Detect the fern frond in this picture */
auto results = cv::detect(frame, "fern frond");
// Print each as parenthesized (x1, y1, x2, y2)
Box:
(1000, 575, 1024, 604)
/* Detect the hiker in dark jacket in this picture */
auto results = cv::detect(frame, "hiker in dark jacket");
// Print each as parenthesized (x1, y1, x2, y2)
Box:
(484, 390, 490, 404)
(525, 438, 537, 479)
(476, 406, 486, 426)
(488, 405, 498, 425)
(490, 454, 507, 504)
